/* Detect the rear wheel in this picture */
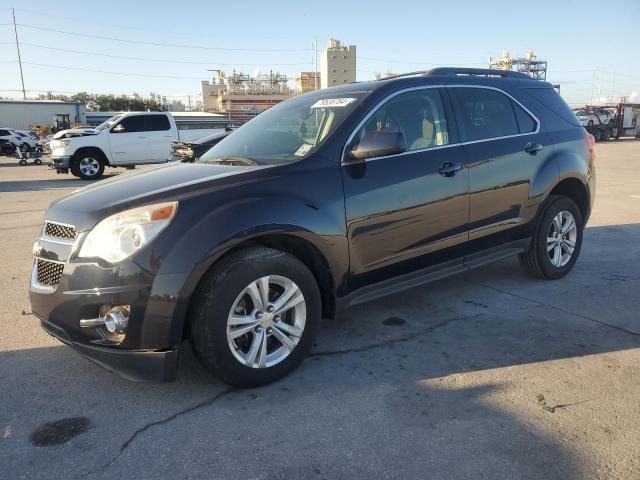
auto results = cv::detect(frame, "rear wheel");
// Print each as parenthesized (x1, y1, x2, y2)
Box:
(189, 247, 321, 387)
(519, 196, 583, 279)
(71, 153, 105, 180)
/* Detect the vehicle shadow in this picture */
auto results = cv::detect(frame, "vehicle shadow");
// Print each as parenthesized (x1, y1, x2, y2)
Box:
(2, 222, 639, 479)
(0, 175, 121, 192)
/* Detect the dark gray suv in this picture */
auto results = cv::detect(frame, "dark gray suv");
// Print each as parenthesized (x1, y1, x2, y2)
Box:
(29, 68, 595, 387)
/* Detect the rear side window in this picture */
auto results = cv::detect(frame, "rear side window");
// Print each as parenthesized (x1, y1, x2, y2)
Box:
(449, 87, 518, 142)
(145, 115, 171, 131)
(521, 87, 581, 126)
(114, 115, 145, 133)
(0, 130, 11, 136)
(512, 101, 537, 133)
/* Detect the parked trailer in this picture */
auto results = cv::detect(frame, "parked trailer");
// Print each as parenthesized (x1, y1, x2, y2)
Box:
(579, 103, 640, 142)
(612, 103, 640, 139)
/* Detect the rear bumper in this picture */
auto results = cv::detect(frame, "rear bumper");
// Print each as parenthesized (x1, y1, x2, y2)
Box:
(39, 315, 179, 382)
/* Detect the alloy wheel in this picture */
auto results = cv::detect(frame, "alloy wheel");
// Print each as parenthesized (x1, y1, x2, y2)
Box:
(226, 275, 306, 368)
(547, 210, 577, 268)
(79, 157, 100, 177)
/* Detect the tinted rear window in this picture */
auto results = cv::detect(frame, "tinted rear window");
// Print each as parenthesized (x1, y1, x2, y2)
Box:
(0, 130, 11, 136)
(146, 115, 171, 131)
(449, 87, 519, 142)
(521, 87, 581, 126)
(512, 101, 536, 133)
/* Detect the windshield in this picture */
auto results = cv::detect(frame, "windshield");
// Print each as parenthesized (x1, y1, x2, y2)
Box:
(575, 111, 589, 116)
(199, 91, 368, 165)
(95, 115, 123, 131)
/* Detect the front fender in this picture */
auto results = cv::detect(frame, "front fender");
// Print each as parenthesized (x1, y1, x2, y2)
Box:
(136, 164, 348, 347)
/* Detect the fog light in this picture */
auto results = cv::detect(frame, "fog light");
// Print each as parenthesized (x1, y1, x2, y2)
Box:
(80, 305, 130, 334)
(104, 307, 129, 333)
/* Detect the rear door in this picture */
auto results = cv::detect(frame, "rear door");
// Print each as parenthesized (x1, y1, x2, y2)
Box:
(144, 114, 175, 162)
(342, 87, 470, 290)
(108, 114, 148, 164)
(448, 86, 553, 253)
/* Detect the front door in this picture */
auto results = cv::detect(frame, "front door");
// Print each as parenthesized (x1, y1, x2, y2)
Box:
(108, 114, 149, 164)
(342, 87, 470, 291)
(447, 86, 554, 252)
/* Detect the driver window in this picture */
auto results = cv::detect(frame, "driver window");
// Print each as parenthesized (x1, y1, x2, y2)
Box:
(111, 115, 145, 133)
(355, 89, 450, 152)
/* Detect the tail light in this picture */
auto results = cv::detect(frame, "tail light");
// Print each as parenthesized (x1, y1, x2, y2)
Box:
(584, 131, 596, 164)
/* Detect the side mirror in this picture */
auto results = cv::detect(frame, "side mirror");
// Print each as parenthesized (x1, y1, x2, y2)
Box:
(347, 130, 406, 161)
(111, 124, 125, 133)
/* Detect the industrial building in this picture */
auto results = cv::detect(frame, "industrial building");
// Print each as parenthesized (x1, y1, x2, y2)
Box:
(320, 38, 356, 88)
(489, 49, 548, 80)
(0, 100, 86, 130)
(295, 72, 320, 94)
(201, 70, 293, 123)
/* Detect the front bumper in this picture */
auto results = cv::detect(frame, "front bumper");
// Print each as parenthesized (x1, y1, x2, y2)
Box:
(39, 315, 178, 382)
(51, 155, 71, 168)
(29, 239, 186, 382)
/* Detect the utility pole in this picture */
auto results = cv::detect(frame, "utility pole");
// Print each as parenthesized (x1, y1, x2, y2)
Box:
(314, 36, 318, 90)
(12, 8, 26, 100)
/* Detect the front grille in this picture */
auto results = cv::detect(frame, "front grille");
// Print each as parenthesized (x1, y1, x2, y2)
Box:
(36, 258, 64, 287)
(44, 221, 76, 240)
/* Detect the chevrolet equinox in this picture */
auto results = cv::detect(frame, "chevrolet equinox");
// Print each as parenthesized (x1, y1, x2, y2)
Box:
(29, 68, 596, 387)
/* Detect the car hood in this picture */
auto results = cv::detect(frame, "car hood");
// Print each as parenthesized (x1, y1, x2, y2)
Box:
(52, 128, 100, 139)
(46, 161, 274, 231)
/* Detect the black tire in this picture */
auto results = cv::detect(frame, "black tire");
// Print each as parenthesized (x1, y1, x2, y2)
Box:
(189, 247, 321, 387)
(593, 129, 602, 142)
(519, 195, 583, 280)
(34, 158, 43, 166)
(71, 152, 105, 180)
(19, 159, 27, 166)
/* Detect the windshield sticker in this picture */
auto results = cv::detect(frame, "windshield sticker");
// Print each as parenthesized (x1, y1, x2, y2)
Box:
(311, 98, 357, 109)
(294, 144, 313, 156)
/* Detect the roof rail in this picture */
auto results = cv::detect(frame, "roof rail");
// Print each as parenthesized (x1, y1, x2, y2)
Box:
(424, 67, 533, 80)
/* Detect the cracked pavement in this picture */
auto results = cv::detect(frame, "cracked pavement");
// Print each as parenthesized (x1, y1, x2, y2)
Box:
(2, 141, 640, 479)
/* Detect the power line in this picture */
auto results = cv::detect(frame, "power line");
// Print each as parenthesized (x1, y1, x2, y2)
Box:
(359, 55, 485, 66)
(18, 42, 313, 66)
(22, 62, 209, 79)
(11, 7, 310, 40)
(21, 62, 300, 81)
(16, 23, 312, 52)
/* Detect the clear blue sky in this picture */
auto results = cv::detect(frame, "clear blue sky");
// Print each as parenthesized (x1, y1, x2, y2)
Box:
(1, 0, 639, 106)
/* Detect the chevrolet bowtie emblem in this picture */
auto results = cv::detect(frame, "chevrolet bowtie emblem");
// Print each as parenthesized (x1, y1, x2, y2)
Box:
(33, 241, 44, 257)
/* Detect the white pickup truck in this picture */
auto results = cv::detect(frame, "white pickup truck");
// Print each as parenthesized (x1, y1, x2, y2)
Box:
(49, 112, 223, 179)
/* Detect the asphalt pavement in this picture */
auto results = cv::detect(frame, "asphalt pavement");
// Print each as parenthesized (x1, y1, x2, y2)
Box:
(1, 142, 639, 479)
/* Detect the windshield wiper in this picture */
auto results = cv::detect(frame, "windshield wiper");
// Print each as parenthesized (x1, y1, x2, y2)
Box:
(205, 156, 263, 166)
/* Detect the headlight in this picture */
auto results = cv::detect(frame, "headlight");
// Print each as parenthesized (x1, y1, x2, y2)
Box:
(78, 202, 178, 263)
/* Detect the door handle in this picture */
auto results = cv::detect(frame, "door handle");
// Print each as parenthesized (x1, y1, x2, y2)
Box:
(524, 142, 543, 155)
(138, 136, 147, 139)
(437, 162, 463, 177)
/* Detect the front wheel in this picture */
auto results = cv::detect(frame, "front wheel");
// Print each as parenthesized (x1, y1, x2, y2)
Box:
(71, 154, 105, 180)
(520, 196, 583, 279)
(189, 247, 321, 387)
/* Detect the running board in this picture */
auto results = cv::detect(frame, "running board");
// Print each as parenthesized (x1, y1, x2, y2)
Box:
(339, 241, 529, 309)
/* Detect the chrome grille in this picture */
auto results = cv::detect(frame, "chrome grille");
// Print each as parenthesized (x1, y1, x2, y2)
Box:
(36, 258, 64, 287)
(44, 221, 76, 240)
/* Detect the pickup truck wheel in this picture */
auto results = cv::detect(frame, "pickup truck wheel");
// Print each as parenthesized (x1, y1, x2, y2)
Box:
(519, 196, 583, 280)
(72, 154, 105, 180)
(189, 247, 321, 387)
